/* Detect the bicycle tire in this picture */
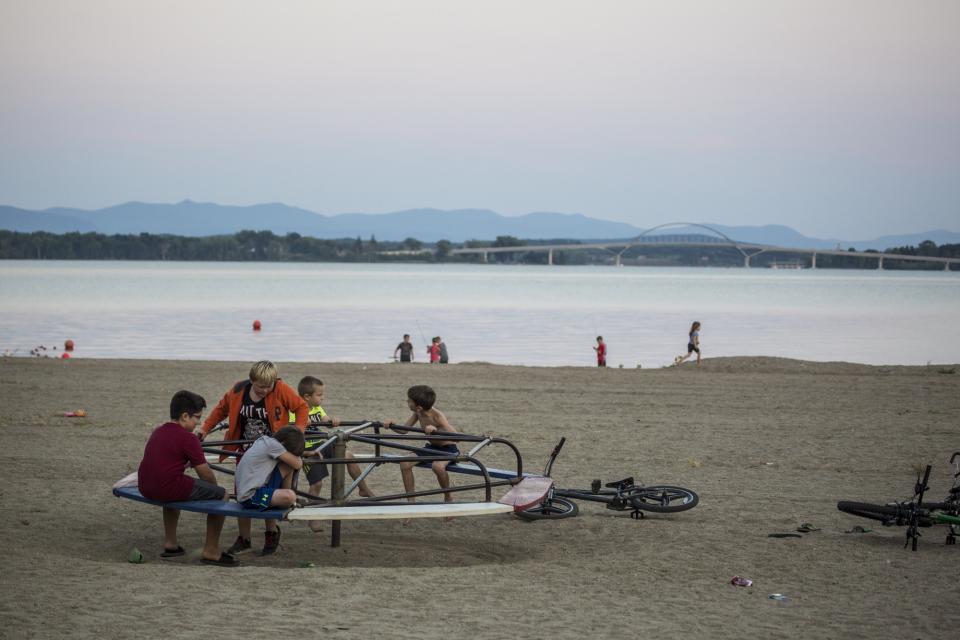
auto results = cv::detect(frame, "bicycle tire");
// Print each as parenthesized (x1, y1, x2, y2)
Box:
(515, 497, 579, 521)
(629, 485, 699, 513)
(836, 501, 935, 527)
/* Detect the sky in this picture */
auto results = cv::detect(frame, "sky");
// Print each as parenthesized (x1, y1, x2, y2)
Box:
(1, 0, 957, 238)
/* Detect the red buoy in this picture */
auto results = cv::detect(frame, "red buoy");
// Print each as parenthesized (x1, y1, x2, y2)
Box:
(61, 352, 71, 359)
(252, 320, 262, 331)
(64, 339, 75, 351)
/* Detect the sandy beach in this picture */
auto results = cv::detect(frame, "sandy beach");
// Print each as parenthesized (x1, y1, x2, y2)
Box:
(1, 356, 959, 639)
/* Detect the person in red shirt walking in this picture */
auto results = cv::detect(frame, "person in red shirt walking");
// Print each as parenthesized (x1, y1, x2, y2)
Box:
(138, 390, 237, 566)
(594, 336, 607, 367)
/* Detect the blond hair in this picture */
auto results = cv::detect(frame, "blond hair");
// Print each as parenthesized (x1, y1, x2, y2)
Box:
(248, 360, 278, 385)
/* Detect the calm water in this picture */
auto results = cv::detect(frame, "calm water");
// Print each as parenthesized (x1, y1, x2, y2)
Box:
(1, 261, 958, 366)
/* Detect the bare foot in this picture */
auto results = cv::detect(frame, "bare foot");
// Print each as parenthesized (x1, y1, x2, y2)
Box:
(309, 520, 324, 533)
(401, 518, 412, 527)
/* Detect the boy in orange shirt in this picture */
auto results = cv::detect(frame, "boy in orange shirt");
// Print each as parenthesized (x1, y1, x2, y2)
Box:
(199, 360, 308, 554)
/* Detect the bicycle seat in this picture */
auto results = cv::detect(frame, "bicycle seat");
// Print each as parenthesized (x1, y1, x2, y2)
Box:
(604, 477, 634, 490)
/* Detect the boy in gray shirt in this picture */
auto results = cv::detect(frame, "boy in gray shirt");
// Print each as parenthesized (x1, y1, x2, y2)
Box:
(235, 426, 304, 555)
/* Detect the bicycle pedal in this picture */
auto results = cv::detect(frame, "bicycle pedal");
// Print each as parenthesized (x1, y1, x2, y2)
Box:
(607, 497, 626, 510)
(591, 479, 601, 494)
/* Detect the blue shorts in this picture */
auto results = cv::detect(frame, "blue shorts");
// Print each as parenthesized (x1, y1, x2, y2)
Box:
(242, 467, 284, 510)
(416, 443, 459, 466)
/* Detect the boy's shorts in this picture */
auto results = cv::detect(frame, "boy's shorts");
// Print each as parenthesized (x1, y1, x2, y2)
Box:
(304, 440, 332, 484)
(416, 443, 460, 466)
(187, 478, 226, 501)
(242, 467, 284, 510)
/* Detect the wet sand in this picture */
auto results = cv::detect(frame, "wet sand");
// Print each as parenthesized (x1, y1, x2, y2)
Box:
(1, 356, 959, 639)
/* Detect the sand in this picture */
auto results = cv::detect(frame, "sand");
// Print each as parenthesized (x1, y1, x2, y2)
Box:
(1, 356, 959, 639)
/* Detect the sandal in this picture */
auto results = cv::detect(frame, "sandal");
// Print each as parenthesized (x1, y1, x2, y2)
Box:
(844, 525, 873, 534)
(796, 523, 821, 533)
(160, 545, 185, 558)
(201, 552, 239, 567)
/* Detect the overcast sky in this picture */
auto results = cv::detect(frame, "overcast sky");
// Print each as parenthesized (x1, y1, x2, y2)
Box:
(1, 0, 957, 238)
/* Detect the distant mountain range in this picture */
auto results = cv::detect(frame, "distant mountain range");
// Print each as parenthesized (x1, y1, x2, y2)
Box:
(1, 201, 958, 250)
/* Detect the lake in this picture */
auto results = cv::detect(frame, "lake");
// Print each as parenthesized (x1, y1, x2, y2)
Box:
(1, 261, 958, 366)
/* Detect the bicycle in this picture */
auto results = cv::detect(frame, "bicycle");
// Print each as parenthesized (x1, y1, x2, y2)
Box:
(837, 452, 960, 551)
(517, 437, 699, 520)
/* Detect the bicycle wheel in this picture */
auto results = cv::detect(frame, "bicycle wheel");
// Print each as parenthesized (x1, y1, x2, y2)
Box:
(629, 486, 699, 513)
(515, 497, 579, 520)
(836, 501, 934, 527)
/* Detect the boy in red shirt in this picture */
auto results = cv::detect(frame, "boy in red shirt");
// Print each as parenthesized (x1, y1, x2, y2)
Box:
(138, 390, 237, 566)
(594, 336, 607, 367)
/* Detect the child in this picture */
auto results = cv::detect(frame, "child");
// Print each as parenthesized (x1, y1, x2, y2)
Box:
(437, 337, 449, 364)
(394, 334, 415, 362)
(674, 321, 702, 367)
(293, 376, 373, 532)
(199, 360, 308, 554)
(427, 337, 441, 363)
(234, 426, 305, 555)
(137, 390, 237, 567)
(594, 336, 607, 367)
(385, 385, 459, 522)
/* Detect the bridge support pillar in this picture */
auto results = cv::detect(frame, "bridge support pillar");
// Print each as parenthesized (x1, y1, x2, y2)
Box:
(744, 254, 751, 268)
(811, 253, 817, 269)
(878, 256, 884, 270)
(946, 262, 951, 272)
(547, 249, 553, 266)
(481, 251, 487, 264)
(615, 254, 621, 267)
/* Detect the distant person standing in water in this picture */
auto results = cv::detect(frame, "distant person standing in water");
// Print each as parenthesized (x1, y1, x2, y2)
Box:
(394, 334, 415, 363)
(438, 337, 449, 364)
(674, 321, 702, 367)
(594, 336, 607, 367)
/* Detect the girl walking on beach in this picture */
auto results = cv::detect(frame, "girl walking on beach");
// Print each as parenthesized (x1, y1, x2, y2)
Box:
(674, 321, 702, 367)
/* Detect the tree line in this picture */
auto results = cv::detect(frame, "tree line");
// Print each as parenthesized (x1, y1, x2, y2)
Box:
(0, 229, 956, 269)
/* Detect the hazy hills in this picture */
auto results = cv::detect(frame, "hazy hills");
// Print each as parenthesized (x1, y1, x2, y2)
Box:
(1, 201, 958, 250)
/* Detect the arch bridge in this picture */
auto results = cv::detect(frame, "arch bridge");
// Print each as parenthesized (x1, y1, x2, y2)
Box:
(449, 222, 959, 271)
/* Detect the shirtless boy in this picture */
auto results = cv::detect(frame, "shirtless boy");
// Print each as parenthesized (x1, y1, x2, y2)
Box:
(385, 385, 460, 515)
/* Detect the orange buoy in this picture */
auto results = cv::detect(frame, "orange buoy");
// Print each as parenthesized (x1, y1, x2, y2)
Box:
(64, 339, 75, 351)
(253, 320, 262, 331)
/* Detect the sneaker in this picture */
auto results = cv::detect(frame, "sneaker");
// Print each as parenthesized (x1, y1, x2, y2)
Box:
(262, 527, 281, 556)
(226, 536, 252, 555)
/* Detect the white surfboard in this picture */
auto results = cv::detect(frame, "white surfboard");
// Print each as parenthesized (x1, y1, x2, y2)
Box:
(287, 502, 514, 521)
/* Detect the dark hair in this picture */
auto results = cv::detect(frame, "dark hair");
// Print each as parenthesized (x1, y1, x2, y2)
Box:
(169, 390, 206, 420)
(273, 426, 305, 456)
(596, 336, 603, 341)
(403, 334, 410, 339)
(297, 375, 323, 397)
(407, 385, 436, 410)
(689, 321, 701, 337)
